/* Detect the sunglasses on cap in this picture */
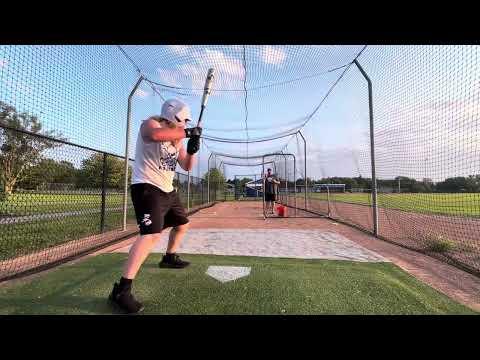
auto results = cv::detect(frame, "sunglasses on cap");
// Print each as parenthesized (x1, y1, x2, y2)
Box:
(174, 115, 191, 124)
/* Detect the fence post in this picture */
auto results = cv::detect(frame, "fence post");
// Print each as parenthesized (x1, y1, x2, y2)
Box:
(327, 185, 331, 217)
(282, 152, 288, 206)
(262, 155, 266, 219)
(187, 171, 191, 211)
(298, 131, 308, 211)
(123, 75, 144, 231)
(100, 153, 107, 233)
(353, 59, 379, 237)
(207, 153, 213, 203)
(293, 154, 297, 216)
(198, 138, 202, 179)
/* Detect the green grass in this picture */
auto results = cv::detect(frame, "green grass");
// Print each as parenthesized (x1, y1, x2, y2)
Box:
(307, 192, 480, 217)
(0, 191, 213, 261)
(422, 233, 457, 253)
(0, 193, 125, 216)
(0, 210, 136, 261)
(3, 192, 479, 218)
(0, 254, 476, 315)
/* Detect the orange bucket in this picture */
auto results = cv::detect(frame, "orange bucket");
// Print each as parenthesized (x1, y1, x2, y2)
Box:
(277, 205, 287, 217)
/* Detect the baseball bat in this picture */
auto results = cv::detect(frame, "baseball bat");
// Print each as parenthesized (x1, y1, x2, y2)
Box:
(197, 68, 215, 128)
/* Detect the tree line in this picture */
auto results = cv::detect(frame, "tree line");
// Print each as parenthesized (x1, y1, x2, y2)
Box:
(0, 101, 129, 197)
(227, 175, 480, 193)
(14, 154, 131, 191)
(301, 176, 480, 193)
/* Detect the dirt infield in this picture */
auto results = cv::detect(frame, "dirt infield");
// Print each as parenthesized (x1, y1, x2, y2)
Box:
(185, 201, 480, 311)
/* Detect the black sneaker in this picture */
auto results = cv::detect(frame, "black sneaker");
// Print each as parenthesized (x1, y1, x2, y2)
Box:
(159, 253, 190, 269)
(108, 283, 144, 314)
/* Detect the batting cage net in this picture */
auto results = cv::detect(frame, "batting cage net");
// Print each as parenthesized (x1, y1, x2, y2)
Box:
(282, 45, 480, 276)
(1, 45, 479, 278)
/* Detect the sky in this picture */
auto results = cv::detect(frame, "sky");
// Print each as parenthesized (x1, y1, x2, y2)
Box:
(1, 45, 479, 182)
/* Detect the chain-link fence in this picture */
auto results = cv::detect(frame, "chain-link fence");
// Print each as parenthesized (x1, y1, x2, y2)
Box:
(0, 125, 139, 280)
(0, 124, 224, 281)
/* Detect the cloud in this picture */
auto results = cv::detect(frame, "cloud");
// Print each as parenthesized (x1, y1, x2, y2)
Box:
(351, 97, 480, 181)
(203, 49, 244, 77)
(155, 48, 246, 97)
(135, 88, 150, 98)
(262, 46, 286, 65)
(264, 46, 287, 64)
(156, 68, 182, 88)
(189, 48, 245, 86)
(167, 45, 191, 55)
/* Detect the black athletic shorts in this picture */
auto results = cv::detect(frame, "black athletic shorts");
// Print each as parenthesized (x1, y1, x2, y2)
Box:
(131, 183, 189, 235)
(265, 193, 276, 202)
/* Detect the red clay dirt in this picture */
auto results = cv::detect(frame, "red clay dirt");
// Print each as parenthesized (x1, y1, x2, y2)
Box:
(303, 198, 480, 272)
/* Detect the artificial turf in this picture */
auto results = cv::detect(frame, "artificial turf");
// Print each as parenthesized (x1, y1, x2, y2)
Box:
(0, 254, 476, 315)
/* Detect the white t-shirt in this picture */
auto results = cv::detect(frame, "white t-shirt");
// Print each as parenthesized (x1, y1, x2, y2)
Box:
(131, 121, 179, 193)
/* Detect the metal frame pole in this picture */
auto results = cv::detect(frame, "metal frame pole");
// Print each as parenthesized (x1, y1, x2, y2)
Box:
(262, 156, 266, 220)
(272, 162, 278, 204)
(214, 154, 218, 201)
(326, 185, 331, 217)
(234, 175, 238, 200)
(293, 154, 297, 216)
(223, 162, 226, 201)
(298, 131, 308, 211)
(123, 75, 144, 231)
(207, 153, 213, 203)
(280, 152, 291, 211)
(100, 152, 107, 233)
(187, 170, 191, 211)
(281, 153, 287, 207)
(354, 59, 378, 237)
(198, 138, 202, 179)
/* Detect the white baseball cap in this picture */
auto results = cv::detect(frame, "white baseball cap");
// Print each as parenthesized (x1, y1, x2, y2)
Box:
(160, 99, 192, 127)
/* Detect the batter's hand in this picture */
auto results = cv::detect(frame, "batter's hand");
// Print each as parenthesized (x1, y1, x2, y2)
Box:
(187, 136, 200, 155)
(184, 127, 202, 138)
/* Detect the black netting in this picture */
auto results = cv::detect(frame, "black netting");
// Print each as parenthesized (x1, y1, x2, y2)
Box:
(1, 45, 479, 278)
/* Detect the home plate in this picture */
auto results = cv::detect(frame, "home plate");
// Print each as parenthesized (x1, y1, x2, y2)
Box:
(206, 266, 251, 283)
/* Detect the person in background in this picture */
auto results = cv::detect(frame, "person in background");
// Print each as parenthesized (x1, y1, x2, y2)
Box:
(264, 168, 280, 214)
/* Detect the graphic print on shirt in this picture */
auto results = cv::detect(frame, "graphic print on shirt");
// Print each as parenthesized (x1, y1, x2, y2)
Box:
(158, 142, 178, 171)
(141, 214, 152, 226)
